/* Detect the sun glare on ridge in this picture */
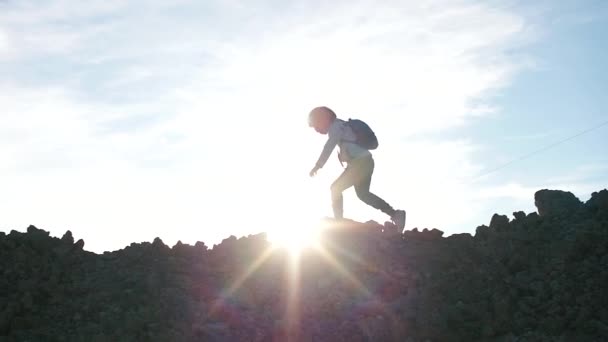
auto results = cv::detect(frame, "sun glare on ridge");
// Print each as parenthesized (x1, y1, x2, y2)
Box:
(261, 168, 331, 254)
(266, 217, 323, 254)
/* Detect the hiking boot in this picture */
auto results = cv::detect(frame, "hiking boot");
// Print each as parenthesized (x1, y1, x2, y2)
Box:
(392, 210, 406, 231)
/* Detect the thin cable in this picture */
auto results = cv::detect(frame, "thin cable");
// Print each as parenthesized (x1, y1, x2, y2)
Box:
(468, 118, 608, 184)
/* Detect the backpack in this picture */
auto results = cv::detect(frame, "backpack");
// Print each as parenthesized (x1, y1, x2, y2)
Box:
(345, 118, 378, 150)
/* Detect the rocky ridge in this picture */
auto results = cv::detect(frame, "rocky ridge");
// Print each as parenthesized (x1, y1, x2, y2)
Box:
(1, 189, 607, 341)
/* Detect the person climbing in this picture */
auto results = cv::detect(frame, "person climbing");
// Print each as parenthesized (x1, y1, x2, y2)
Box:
(308, 106, 406, 230)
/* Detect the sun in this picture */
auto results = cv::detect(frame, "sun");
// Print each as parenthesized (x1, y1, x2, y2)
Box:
(250, 148, 354, 255)
(261, 172, 330, 253)
(266, 217, 323, 253)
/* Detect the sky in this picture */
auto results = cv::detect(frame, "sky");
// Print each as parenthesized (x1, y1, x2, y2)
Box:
(1, 0, 607, 253)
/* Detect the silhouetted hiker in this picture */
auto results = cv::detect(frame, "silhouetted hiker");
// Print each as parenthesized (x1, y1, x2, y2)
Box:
(308, 106, 406, 230)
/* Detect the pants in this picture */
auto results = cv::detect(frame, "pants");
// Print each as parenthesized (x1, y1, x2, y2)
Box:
(330, 154, 396, 219)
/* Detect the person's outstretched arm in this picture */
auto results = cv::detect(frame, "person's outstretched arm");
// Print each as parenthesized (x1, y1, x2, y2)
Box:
(310, 124, 341, 176)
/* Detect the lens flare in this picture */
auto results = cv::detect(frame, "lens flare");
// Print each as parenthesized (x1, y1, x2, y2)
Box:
(266, 218, 322, 253)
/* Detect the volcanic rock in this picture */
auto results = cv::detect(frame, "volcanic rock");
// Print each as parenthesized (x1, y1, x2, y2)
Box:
(0, 188, 606, 341)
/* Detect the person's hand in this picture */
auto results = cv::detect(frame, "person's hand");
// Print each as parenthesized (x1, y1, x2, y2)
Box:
(309, 166, 320, 177)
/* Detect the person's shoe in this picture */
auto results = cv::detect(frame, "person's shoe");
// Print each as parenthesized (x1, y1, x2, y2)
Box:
(391, 210, 406, 231)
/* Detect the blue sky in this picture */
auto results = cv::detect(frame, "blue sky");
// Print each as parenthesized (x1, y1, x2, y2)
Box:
(1, 0, 606, 252)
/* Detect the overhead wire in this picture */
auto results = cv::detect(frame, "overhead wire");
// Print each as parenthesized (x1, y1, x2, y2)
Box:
(466, 118, 608, 184)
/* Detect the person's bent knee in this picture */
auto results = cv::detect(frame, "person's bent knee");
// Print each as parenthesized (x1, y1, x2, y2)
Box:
(355, 187, 370, 200)
(356, 191, 368, 201)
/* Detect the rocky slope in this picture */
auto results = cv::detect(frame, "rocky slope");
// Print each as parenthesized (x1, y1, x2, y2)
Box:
(1, 189, 607, 341)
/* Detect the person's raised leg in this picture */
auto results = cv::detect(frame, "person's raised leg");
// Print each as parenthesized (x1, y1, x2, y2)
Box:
(353, 156, 406, 229)
(354, 156, 396, 215)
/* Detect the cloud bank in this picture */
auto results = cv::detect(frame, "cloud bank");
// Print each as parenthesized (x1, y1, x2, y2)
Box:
(3, 0, 584, 252)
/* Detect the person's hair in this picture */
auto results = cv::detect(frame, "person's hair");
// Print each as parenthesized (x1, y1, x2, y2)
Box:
(308, 106, 337, 126)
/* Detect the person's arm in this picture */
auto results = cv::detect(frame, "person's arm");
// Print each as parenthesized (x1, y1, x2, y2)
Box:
(315, 133, 340, 169)
(310, 123, 341, 176)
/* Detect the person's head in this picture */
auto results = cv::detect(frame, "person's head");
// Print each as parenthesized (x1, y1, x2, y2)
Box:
(308, 106, 337, 134)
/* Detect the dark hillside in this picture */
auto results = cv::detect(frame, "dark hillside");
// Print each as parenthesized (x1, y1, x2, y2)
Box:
(1, 189, 607, 341)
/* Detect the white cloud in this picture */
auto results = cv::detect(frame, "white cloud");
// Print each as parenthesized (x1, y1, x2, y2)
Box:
(0, 28, 8, 53)
(0, 0, 541, 251)
(546, 162, 608, 185)
(474, 163, 608, 205)
(476, 183, 540, 201)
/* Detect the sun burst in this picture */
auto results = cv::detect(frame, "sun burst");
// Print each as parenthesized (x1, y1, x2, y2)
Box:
(266, 218, 322, 254)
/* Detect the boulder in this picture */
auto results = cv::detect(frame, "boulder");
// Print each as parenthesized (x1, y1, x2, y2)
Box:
(534, 189, 582, 217)
(489, 214, 510, 231)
